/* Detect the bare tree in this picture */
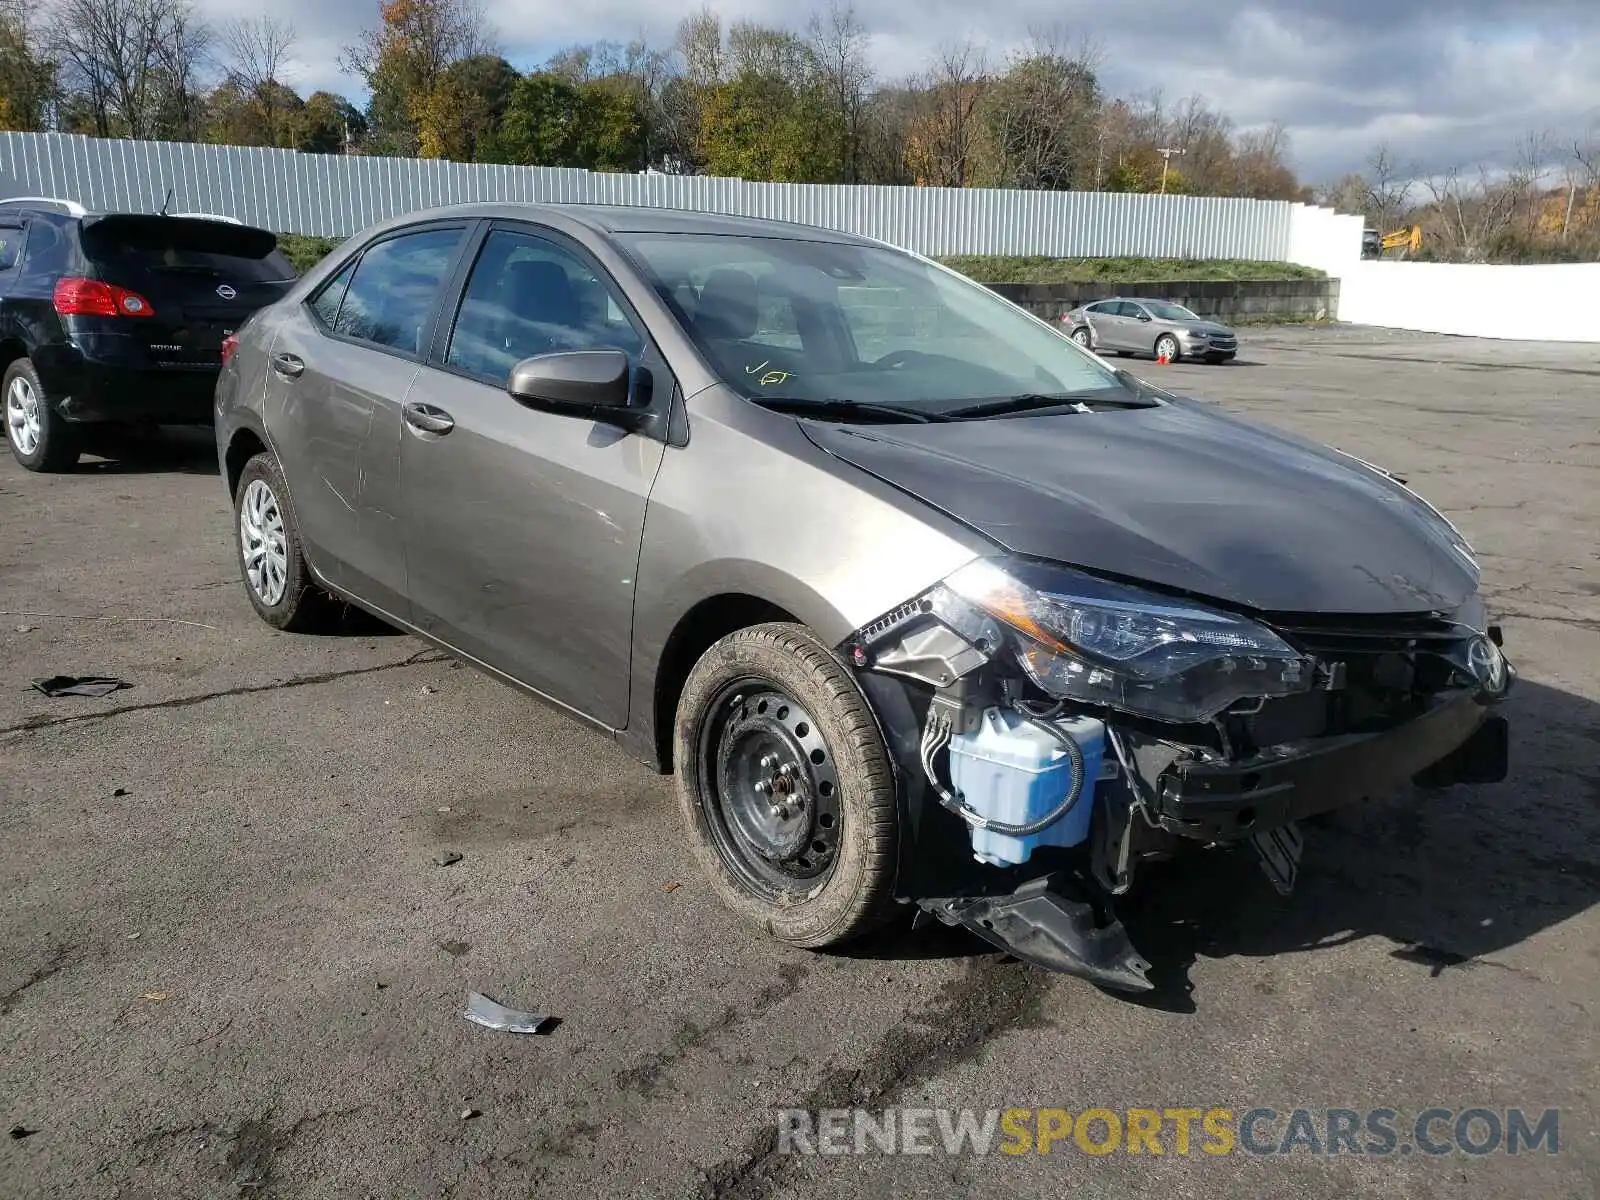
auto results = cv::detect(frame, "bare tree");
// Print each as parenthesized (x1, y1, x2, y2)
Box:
(51, 0, 210, 140)
(907, 39, 987, 188)
(981, 27, 1100, 191)
(808, 0, 871, 182)
(1364, 144, 1414, 230)
(219, 16, 295, 145)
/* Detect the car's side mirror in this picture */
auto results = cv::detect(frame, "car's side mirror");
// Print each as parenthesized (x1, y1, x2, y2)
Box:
(507, 350, 639, 421)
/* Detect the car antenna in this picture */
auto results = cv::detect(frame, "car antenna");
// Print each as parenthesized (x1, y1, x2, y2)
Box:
(159, 187, 173, 216)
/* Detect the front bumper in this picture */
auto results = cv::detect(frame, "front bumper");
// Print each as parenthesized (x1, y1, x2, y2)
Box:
(1178, 332, 1237, 357)
(1152, 690, 1506, 841)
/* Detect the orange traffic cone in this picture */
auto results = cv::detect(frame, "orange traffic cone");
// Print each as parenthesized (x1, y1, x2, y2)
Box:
(1156, 349, 1171, 365)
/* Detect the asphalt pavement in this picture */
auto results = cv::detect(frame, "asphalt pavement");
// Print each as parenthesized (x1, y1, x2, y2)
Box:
(2, 325, 1596, 1198)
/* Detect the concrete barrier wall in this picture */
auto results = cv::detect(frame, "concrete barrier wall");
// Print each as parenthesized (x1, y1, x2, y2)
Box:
(985, 279, 1340, 324)
(1339, 261, 1600, 343)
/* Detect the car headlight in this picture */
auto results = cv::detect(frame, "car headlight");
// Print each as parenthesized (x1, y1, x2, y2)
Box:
(935, 559, 1313, 723)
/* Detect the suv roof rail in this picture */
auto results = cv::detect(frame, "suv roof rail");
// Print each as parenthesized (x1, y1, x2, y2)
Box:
(0, 195, 89, 217)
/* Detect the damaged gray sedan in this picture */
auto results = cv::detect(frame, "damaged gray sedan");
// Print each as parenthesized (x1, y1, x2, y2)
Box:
(215, 204, 1512, 991)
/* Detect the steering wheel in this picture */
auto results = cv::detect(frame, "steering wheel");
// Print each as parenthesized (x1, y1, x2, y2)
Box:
(874, 349, 932, 371)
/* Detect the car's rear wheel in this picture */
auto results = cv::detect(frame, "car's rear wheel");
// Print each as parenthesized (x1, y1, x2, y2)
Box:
(673, 622, 899, 948)
(234, 452, 335, 632)
(1071, 326, 1092, 348)
(4, 359, 79, 472)
(1155, 333, 1181, 362)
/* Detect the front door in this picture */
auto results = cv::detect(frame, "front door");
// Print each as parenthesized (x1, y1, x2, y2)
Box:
(399, 225, 668, 729)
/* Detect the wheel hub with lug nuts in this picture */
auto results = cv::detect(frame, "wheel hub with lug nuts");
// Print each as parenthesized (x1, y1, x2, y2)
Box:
(702, 683, 844, 896)
(6, 376, 42, 457)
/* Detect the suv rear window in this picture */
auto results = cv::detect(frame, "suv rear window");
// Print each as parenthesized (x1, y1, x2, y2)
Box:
(80, 215, 294, 283)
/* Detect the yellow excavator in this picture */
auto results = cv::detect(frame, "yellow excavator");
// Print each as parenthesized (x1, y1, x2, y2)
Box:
(1380, 224, 1422, 257)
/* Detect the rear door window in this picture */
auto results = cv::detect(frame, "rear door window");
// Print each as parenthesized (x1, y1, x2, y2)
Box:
(333, 227, 464, 356)
(309, 260, 356, 329)
(0, 223, 22, 272)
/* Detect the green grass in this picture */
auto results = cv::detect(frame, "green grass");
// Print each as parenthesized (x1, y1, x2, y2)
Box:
(939, 256, 1326, 284)
(277, 233, 344, 275)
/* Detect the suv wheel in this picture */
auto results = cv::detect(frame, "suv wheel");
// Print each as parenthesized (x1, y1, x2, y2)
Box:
(673, 623, 899, 948)
(234, 452, 334, 631)
(4, 359, 79, 472)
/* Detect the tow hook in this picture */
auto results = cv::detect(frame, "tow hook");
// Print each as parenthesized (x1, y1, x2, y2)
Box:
(919, 873, 1154, 993)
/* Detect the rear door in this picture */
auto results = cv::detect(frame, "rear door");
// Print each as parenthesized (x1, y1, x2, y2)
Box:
(77, 216, 297, 369)
(262, 223, 471, 614)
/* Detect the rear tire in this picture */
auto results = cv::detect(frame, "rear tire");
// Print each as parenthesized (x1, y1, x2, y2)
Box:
(234, 452, 336, 632)
(1071, 326, 1092, 348)
(673, 622, 900, 948)
(4, 359, 79, 472)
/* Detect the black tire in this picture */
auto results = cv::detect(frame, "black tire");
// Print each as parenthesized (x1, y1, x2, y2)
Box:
(233, 451, 335, 632)
(4, 358, 79, 472)
(1155, 334, 1181, 363)
(673, 622, 899, 948)
(1070, 326, 1092, 348)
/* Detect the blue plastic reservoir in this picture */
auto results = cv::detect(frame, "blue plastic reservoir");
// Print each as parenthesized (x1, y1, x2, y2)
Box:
(948, 708, 1105, 867)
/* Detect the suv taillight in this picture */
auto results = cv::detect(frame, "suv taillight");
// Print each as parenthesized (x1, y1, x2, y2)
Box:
(221, 334, 239, 365)
(52, 277, 156, 318)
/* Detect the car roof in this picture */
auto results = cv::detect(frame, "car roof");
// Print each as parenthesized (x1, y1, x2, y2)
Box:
(369, 201, 878, 245)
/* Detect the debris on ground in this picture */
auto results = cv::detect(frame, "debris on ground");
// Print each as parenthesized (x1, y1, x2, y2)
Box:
(663, 881, 682, 893)
(142, 991, 167, 1002)
(30, 675, 131, 698)
(421, 685, 439, 695)
(433, 851, 463, 867)
(112, 788, 128, 797)
(8, 1125, 37, 1140)
(440, 940, 471, 958)
(462, 991, 554, 1035)
(14, 624, 35, 633)
(459, 1108, 481, 1121)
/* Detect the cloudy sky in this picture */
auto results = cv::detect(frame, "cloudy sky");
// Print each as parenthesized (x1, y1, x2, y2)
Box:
(201, 0, 1600, 184)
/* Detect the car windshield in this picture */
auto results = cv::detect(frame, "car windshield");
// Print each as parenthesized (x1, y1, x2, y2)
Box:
(617, 233, 1137, 415)
(1143, 301, 1200, 321)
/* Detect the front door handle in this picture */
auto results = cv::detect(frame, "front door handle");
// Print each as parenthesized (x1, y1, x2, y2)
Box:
(403, 402, 455, 436)
(271, 352, 304, 379)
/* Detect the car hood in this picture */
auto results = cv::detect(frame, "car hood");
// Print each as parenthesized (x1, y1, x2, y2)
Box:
(800, 398, 1478, 615)
(1184, 320, 1234, 336)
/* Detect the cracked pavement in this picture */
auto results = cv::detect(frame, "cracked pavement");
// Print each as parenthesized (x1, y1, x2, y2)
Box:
(2, 326, 1597, 1198)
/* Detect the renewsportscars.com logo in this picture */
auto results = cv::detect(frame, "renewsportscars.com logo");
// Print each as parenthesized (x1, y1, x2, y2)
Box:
(776, 1107, 1561, 1158)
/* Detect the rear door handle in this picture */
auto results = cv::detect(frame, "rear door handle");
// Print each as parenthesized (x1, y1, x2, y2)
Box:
(402, 402, 455, 436)
(271, 353, 304, 379)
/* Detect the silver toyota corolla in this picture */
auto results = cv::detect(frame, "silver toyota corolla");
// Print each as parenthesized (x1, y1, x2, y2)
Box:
(1063, 297, 1238, 363)
(215, 203, 1510, 990)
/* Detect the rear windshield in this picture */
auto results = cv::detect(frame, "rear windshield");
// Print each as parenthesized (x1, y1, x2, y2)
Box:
(80, 215, 294, 283)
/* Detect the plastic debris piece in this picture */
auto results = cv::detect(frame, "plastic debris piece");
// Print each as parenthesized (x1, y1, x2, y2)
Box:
(463, 991, 553, 1035)
(8, 1125, 36, 1140)
(113, 788, 128, 797)
(460, 1108, 481, 1121)
(14, 625, 36, 633)
(142, 991, 167, 1002)
(433, 851, 463, 867)
(31, 675, 130, 698)
(663, 881, 682, 893)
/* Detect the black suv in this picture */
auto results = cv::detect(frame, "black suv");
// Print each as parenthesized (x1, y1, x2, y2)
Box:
(1, 198, 296, 471)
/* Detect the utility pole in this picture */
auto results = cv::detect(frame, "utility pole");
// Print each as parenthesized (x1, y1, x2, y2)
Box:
(1157, 146, 1185, 194)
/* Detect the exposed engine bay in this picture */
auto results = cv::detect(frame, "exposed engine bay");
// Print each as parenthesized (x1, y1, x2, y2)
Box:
(843, 557, 1514, 993)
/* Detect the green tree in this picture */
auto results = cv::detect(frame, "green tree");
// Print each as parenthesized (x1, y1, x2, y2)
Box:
(699, 71, 840, 182)
(341, 0, 492, 157)
(0, 2, 55, 131)
(414, 53, 517, 160)
(296, 90, 366, 153)
(483, 72, 646, 171)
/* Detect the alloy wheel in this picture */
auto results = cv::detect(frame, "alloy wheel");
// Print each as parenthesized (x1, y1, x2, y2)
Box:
(240, 478, 289, 606)
(6, 375, 41, 457)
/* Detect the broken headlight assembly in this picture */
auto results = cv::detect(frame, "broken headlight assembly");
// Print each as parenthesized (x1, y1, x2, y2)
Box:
(934, 558, 1314, 723)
